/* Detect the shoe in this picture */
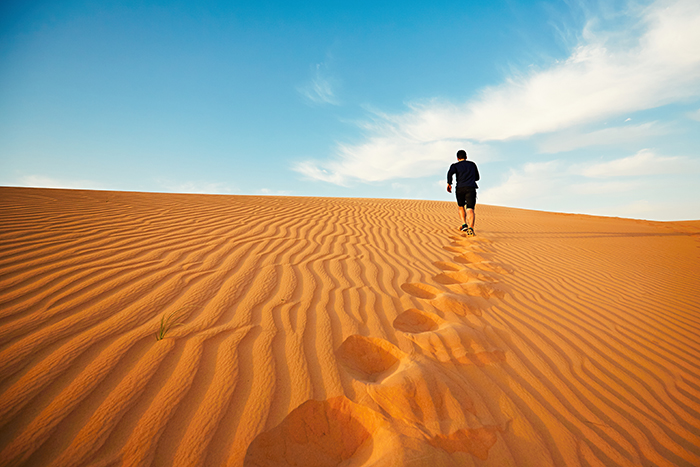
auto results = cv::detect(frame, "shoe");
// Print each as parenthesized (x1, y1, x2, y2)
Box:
(466, 227, 475, 236)
(460, 224, 469, 231)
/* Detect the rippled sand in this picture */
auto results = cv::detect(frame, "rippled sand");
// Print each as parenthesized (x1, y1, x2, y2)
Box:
(1, 187, 699, 466)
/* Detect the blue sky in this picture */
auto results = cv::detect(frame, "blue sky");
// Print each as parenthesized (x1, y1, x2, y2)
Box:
(1, 0, 699, 220)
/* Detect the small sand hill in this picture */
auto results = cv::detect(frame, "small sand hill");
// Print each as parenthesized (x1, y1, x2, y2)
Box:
(0, 187, 699, 467)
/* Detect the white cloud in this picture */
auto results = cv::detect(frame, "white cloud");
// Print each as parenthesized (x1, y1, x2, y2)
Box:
(480, 149, 699, 218)
(574, 148, 692, 177)
(294, 138, 494, 185)
(297, 0, 700, 185)
(479, 161, 566, 206)
(298, 63, 339, 105)
(294, 160, 349, 185)
(687, 108, 700, 121)
(452, 0, 700, 141)
(570, 179, 644, 195)
(538, 121, 669, 153)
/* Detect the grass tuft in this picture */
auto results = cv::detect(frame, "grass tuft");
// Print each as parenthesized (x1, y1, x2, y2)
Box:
(155, 309, 187, 341)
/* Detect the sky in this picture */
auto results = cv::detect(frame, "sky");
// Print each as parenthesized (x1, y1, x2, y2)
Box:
(1, 0, 699, 221)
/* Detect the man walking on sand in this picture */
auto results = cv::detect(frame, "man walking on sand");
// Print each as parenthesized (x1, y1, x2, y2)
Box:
(447, 149, 479, 236)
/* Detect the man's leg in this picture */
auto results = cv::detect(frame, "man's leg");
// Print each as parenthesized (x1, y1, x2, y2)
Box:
(466, 208, 475, 229)
(458, 206, 467, 225)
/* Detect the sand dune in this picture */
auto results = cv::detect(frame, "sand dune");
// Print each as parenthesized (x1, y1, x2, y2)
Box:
(0, 186, 699, 466)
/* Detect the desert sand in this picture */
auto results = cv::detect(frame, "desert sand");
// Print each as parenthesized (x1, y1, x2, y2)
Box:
(0, 186, 699, 467)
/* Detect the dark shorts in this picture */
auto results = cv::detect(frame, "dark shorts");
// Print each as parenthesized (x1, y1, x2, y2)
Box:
(455, 187, 476, 209)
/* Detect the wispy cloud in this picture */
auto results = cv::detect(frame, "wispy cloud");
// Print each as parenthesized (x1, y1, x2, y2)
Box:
(481, 149, 699, 214)
(569, 179, 644, 195)
(480, 160, 567, 207)
(297, 0, 700, 184)
(298, 63, 339, 105)
(537, 121, 670, 153)
(408, 0, 700, 142)
(295, 137, 494, 185)
(573, 148, 692, 177)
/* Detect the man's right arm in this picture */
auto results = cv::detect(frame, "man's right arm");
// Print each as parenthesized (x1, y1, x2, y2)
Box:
(447, 164, 455, 184)
(447, 165, 455, 192)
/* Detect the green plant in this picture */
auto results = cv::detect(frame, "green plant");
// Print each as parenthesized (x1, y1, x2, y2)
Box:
(155, 310, 187, 341)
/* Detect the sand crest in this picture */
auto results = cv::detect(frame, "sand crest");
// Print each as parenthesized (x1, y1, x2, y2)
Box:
(1, 187, 699, 466)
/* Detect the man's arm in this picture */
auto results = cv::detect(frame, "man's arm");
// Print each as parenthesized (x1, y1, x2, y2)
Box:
(447, 165, 455, 193)
(475, 164, 480, 182)
(447, 164, 456, 184)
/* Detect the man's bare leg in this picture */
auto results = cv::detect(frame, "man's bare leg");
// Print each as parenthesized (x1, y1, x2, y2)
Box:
(458, 206, 467, 225)
(466, 208, 475, 229)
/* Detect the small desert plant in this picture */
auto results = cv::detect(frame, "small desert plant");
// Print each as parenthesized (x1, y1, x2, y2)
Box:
(155, 309, 187, 341)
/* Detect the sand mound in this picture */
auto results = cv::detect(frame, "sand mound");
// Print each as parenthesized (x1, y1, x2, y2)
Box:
(1, 187, 699, 466)
(244, 396, 383, 467)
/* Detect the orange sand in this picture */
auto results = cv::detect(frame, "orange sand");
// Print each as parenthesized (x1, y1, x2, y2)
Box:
(0, 187, 699, 466)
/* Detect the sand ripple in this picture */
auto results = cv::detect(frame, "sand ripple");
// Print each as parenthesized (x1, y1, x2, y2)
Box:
(1, 187, 699, 466)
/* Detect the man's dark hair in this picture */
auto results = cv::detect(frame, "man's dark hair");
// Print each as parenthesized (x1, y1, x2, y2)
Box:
(456, 149, 467, 160)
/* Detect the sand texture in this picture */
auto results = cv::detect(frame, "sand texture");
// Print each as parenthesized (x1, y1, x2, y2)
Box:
(1, 186, 699, 467)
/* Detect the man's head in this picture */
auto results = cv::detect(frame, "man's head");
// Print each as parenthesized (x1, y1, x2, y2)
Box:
(457, 149, 467, 160)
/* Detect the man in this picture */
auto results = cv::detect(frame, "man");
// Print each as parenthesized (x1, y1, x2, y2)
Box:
(447, 149, 479, 235)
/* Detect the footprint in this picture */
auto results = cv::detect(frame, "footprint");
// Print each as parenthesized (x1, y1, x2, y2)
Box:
(450, 234, 492, 244)
(470, 261, 513, 275)
(329, 331, 510, 463)
(450, 253, 512, 275)
(466, 236, 493, 244)
(346, 338, 505, 449)
(401, 282, 441, 300)
(449, 239, 492, 252)
(433, 269, 498, 285)
(393, 311, 506, 367)
(433, 261, 461, 271)
(433, 271, 470, 285)
(427, 426, 502, 460)
(336, 335, 405, 382)
(401, 281, 485, 316)
(245, 393, 506, 466)
(255, 365, 507, 465)
(431, 293, 483, 317)
(392, 309, 439, 333)
(243, 396, 383, 467)
(450, 281, 507, 299)
(453, 251, 488, 264)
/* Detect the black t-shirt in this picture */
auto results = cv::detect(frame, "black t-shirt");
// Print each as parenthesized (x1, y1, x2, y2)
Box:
(447, 160, 480, 188)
